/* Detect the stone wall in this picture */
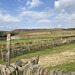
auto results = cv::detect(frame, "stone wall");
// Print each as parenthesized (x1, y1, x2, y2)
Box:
(0, 57, 75, 75)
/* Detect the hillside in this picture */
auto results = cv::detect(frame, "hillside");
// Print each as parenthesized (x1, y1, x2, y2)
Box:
(1, 28, 75, 40)
(12, 28, 75, 39)
(0, 28, 75, 72)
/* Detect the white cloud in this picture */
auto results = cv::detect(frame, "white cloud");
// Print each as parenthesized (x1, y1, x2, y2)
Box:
(61, 9, 65, 13)
(0, 9, 2, 13)
(26, 0, 43, 9)
(19, 10, 52, 19)
(54, 0, 75, 13)
(0, 8, 21, 22)
(54, 12, 75, 22)
(26, 1, 31, 6)
(53, 0, 75, 28)
(38, 19, 51, 23)
(19, 7, 26, 11)
(58, 24, 62, 27)
(0, 26, 5, 28)
(53, 12, 75, 28)
(0, 13, 20, 22)
(0, 0, 75, 30)
(54, 1, 60, 8)
(0, 25, 17, 31)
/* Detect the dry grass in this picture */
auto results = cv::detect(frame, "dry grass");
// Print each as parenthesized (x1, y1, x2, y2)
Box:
(21, 50, 75, 68)
(39, 50, 75, 67)
(15, 43, 75, 69)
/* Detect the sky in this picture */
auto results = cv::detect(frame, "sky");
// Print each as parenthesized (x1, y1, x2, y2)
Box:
(0, 0, 75, 31)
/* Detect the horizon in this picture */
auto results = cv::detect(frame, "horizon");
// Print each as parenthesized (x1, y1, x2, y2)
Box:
(0, 28, 75, 31)
(0, 0, 75, 31)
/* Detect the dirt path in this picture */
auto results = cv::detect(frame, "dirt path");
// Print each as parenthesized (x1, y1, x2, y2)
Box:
(11, 36, 21, 39)
(38, 51, 75, 67)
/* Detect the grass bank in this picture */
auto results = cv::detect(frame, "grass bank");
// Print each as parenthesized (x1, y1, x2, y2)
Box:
(48, 62, 75, 72)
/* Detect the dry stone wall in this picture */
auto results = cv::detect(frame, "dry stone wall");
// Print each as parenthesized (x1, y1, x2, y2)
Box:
(0, 57, 75, 75)
(1, 39, 75, 61)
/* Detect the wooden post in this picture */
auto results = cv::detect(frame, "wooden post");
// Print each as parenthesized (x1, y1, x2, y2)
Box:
(6, 34, 11, 68)
(1, 49, 3, 62)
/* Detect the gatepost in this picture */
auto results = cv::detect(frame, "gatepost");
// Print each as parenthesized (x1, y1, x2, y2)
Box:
(6, 34, 11, 68)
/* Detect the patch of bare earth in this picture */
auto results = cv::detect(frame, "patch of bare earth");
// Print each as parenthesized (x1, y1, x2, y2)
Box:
(11, 36, 21, 40)
(39, 51, 75, 67)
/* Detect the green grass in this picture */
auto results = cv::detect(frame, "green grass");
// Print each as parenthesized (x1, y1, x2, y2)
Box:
(48, 62, 75, 72)
(0, 41, 6, 44)
(10, 43, 75, 72)
(1, 42, 75, 62)
(0, 42, 75, 72)
(0, 37, 56, 45)
(0, 36, 75, 45)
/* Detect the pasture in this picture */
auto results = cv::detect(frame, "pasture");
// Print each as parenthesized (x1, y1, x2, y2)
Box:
(0, 28, 75, 72)
(0, 42, 75, 72)
(1, 28, 75, 45)
(13, 28, 75, 39)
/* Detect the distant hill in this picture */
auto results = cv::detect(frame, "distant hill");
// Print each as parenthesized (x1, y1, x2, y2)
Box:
(12, 28, 75, 39)
(0, 28, 75, 40)
(13, 28, 75, 33)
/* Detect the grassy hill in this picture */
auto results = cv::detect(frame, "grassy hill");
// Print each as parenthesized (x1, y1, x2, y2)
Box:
(0, 28, 75, 72)
(12, 28, 75, 39)
(0, 28, 75, 44)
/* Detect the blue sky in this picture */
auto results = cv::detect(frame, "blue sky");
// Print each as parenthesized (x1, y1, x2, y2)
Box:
(0, 0, 75, 31)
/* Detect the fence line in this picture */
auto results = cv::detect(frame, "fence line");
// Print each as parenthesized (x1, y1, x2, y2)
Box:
(0, 58, 75, 75)
(0, 36, 71, 49)
(0, 39, 75, 62)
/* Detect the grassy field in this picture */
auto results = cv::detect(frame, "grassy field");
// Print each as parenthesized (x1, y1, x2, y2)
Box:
(11, 42, 75, 72)
(0, 28, 75, 72)
(14, 29, 75, 39)
(0, 38, 55, 44)
(0, 36, 75, 45)
(1, 28, 75, 39)
(1, 28, 75, 45)
(48, 62, 75, 72)
(0, 42, 75, 72)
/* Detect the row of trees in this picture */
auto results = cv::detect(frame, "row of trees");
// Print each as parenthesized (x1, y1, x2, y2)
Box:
(0, 31, 17, 37)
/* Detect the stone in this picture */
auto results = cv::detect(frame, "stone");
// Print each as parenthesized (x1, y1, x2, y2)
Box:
(35, 55, 39, 64)
(57, 70, 63, 75)
(15, 60, 23, 67)
(43, 68, 49, 75)
(54, 69, 60, 75)
(71, 72, 75, 75)
(50, 69, 56, 75)
(30, 57, 36, 65)
(17, 66, 24, 75)
(0, 65, 6, 75)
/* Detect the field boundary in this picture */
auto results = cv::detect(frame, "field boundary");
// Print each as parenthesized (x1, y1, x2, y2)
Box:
(0, 58, 75, 75)
(0, 39, 75, 62)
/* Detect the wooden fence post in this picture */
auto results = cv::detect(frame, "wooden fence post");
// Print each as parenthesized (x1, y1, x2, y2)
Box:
(6, 34, 11, 68)
(1, 49, 3, 62)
